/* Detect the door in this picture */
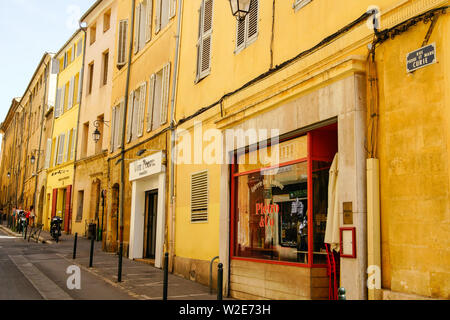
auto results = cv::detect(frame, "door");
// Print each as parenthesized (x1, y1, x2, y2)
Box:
(143, 190, 158, 259)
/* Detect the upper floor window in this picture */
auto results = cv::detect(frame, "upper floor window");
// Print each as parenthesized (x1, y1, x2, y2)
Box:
(117, 20, 128, 67)
(155, 0, 177, 34)
(235, 0, 258, 53)
(293, 0, 312, 11)
(134, 0, 153, 54)
(126, 82, 147, 143)
(103, 9, 111, 32)
(90, 24, 97, 45)
(196, 0, 213, 82)
(110, 100, 124, 152)
(147, 62, 170, 132)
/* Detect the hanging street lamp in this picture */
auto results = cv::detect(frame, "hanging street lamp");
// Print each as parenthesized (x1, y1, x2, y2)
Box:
(229, 0, 252, 21)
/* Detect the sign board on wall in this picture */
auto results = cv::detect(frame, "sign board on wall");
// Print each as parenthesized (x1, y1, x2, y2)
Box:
(129, 151, 165, 181)
(406, 43, 436, 73)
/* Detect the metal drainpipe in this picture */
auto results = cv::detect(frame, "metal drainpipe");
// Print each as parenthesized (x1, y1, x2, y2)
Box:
(169, 0, 183, 272)
(33, 59, 50, 217)
(71, 27, 88, 235)
(118, 0, 136, 281)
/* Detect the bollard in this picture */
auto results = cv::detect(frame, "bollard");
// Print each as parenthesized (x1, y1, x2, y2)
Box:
(217, 263, 223, 300)
(89, 236, 95, 268)
(73, 233, 78, 260)
(118, 243, 123, 282)
(338, 287, 346, 300)
(24, 224, 27, 240)
(163, 252, 169, 301)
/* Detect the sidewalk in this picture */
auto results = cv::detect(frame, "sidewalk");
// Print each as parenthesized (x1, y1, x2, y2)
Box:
(1, 223, 230, 300)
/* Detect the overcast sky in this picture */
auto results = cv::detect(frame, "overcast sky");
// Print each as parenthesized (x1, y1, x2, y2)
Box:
(0, 0, 96, 131)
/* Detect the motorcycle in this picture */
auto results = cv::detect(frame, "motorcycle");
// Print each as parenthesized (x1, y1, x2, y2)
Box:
(50, 216, 63, 243)
(17, 211, 27, 236)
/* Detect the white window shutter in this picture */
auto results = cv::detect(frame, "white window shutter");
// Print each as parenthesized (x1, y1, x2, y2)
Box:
(60, 85, 66, 114)
(191, 170, 208, 222)
(137, 82, 146, 137)
(110, 106, 116, 152)
(155, 0, 161, 34)
(118, 20, 128, 65)
(134, 4, 141, 53)
(117, 101, 124, 149)
(44, 138, 52, 169)
(160, 63, 170, 125)
(68, 76, 74, 110)
(51, 58, 59, 74)
(169, 0, 176, 19)
(139, 2, 146, 50)
(57, 134, 65, 165)
(71, 44, 76, 62)
(197, 0, 213, 80)
(147, 74, 156, 132)
(247, 0, 259, 41)
(132, 90, 139, 140)
(70, 128, 77, 160)
(64, 130, 70, 162)
(55, 88, 61, 118)
(77, 69, 83, 104)
(77, 39, 83, 57)
(126, 92, 134, 143)
(53, 137, 59, 167)
(145, 0, 153, 42)
(236, 17, 246, 50)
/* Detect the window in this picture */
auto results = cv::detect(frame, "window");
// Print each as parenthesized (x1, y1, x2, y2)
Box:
(147, 63, 170, 132)
(134, 0, 153, 54)
(117, 20, 128, 67)
(191, 170, 208, 223)
(56, 133, 66, 165)
(293, 0, 312, 11)
(103, 10, 111, 32)
(87, 62, 94, 94)
(63, 82, 69, 111)
(235, 0, 259, 53)
(52, 137, 58, 167)
(155, 0, 174, 33)
(74, 72, 80, 105)
(102, 51, 109, 86)
(231, 125, 338, 266)
(111, 101, 124, 152)
(90, 24, 97, 45)
(196, 0, 213, 82)
(81, 122, 89, 158)
(126, 82, 146, 143)
(76, 190, 84, 222)
(68, 76, 75, 110)
(70, 128, 77, 160)
(63, 52, 68, 69)
(77, 39, 83, 57)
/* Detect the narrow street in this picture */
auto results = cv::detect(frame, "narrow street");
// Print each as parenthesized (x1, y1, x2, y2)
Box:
(0, 225, 219, 300)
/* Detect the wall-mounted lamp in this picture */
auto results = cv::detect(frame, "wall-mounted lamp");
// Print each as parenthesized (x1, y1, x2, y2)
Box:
(229, 0, 252, 21)
(92, 119, 110, 144)
(30, 149, 44, 165)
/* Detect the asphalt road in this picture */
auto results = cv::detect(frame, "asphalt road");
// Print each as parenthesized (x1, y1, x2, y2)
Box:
(0, 227, 135, 300)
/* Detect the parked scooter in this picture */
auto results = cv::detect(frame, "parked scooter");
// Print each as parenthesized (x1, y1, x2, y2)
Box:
(17, 210, 27, 235)
(50, 216, 63, 243)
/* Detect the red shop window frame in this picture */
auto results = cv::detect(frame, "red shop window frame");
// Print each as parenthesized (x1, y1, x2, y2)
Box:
(229, 132, 328, 268)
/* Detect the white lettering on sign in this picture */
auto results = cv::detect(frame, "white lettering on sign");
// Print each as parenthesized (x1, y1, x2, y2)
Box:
(129, 152, 165, 181)
(406, 43, 436, 73)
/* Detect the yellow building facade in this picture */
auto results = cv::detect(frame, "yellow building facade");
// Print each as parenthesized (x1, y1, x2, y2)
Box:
(44, 30, 85, 232)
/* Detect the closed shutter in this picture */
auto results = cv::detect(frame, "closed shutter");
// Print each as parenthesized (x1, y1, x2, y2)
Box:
(118, 20, 128, 66)
(55, 88, 61, 118)
(137, 82, 146, 137)
(197, 0, 213, 80)
(71, 44, 76, 62)
(155, 0, 161, 33)
(64, 130, 70, 162)
(247, 0, 259, 41)
(77, 39, 83, 57)
(139, 2, 146, 50)
(44, 138, 52, 169)
(77, 69, 83, 104)
(110, 106, 116, 152)
(134, 4, 141, 53)
(236, 0, 258, 52)
(60, 85, 66, 115)
(169, 0, 176, 19)
(191, 170, 208, 223)
(147, 74, 155, 132)
(117, 101, 124, 149)
(51, 58, 59, 74)
(68, 76, 74, 110)
(57, 134, 65, 165)
(53, 138, 58, 167)
(160, 63, 170, 125)
(70, 129, 76, 160)
(145, 0, 153, 42)
(63, 52, 68, 69)
(126, 92, 134, 143)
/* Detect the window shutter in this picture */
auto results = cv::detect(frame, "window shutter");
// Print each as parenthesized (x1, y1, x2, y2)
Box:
(247, 0, 259, 41)
(44, 138, 52, 169)
(51, 58, 59, 74)
(53, 137, 59, 167)
(64, 130, 70, 162)
(147, 74, 156, 132)
(110, 106, 116, 152)
(160, 63, 170, 125)
(63, 52, 68, 69)
(126, 92, 134, 143)
(137, 82, 146, 137)
(169, 0, 176, 19)
(57, 134, 65, 165)
(139, 2, 146, 50)
(77, 39, 83, 57)
(191, 170, 208, 223)
(55, 88, 61, 118)
(155, 0, 161, 34)
(60, 85, 66, 115)
(236, 17, 246, 50)
(77, 69, 83, 104)
(145, 0, 153, 42)
(71, 129, 76, 160)
(68, 76, 74, 110)
(118, 20, 128, 65)
(196, 0, 213, 80)
(134, 4, 141, 54)
(117, 101, 124, 149)
(71, 44, 76, 62)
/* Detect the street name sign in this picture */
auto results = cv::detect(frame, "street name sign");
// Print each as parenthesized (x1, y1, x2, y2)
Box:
(406, 43, 436, 73)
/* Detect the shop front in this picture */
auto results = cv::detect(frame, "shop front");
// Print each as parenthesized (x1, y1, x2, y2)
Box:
(128, 151, 167, 268)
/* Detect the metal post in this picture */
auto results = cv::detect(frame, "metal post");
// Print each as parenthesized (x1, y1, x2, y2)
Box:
(338, 287, 346, 300)
(217, 263, 223, 300)
(24, 224, 27, 240)
(209, 256, 219, 294)
(89, 236, 95, 268)
(118, 243, 123, 282)
(73, 233, 78, 259)
(163, 252, 169, 300)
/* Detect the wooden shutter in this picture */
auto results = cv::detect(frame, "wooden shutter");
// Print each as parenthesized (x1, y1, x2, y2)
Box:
(145, 0, 153, 42)
(68, 76, 74, 110)
(60, 85, 66, 115)
(55, 88, 61, 118)
(71, 44, 76, 62)
(160, 63, 170, 125)
(247, 0, 259, 41)
(169, 0, 176, 19)
(137, 82, 146, 137)
(77, 39, 83, 57)
(155, 0, 161, 33)
(126, 92, 134, 143)
(64, 130, 70, 163)
(70, 128, 76, 160)
(139, 2, 146, 50)
(57, 133, 65, 164)
(110, 106, 116, 152)
(191, 170, 208, 222)
(134, 4, 141, 53)
(147, 74, 156, 132)
(44, 138, 52, 168)
(53, 138, 58, 167)
(197, 0, 213, 80)
(118, 20, 128, 65)
(77, 69, 83, 104)
(51, 58, 59, 74)
(117, 101, 124, 149)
